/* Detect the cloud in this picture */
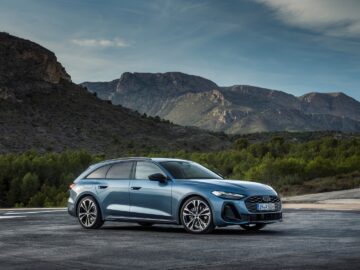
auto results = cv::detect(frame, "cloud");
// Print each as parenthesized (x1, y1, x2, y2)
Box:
(71, 38, 129, 48)
(256, 0, 360, 38)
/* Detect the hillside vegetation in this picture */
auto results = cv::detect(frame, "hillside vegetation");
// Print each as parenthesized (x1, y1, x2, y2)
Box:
(0, 135, 359, 207)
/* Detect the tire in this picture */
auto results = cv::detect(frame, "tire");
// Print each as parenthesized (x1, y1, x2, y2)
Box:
(77, 196, 104, 229)
(240, 223, 266, 231)
(138, 222, 154, 227)
(180, 196, 215, 234)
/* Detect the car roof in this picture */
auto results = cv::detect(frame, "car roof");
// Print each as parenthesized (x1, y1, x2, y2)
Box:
(92, 157, 191, 167)
(93, 157, 150, 166)
(151, 157, 191, 163)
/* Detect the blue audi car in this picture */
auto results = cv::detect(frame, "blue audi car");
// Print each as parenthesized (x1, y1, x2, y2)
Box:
(68, 157, 282, 233)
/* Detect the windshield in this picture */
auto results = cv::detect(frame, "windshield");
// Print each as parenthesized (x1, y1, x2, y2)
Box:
(159, 161, 222, 180)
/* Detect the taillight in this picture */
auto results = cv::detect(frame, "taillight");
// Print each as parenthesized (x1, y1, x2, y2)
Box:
(69, 183, 76, 190)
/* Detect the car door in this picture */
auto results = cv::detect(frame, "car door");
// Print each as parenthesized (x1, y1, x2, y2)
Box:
(95, 161, 134, 218)
(130, 161, 173, 220)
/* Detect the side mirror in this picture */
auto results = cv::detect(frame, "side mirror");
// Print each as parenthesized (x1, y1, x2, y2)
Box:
(148, 173, 167, 183)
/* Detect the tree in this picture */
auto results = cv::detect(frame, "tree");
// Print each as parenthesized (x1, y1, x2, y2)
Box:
(234, 138, 249, 151)
(21, 172, 40, 204)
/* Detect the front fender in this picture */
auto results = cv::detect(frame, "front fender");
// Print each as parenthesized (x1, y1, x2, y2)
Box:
(173, 189, 225, 226)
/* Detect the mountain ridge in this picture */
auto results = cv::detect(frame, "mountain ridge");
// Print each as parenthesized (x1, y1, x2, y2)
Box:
(0, 32, 231, 154)
(82, 72, 360, 134)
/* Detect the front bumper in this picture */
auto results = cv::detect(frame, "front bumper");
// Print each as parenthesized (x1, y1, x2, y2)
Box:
(212, 195, 283, 226)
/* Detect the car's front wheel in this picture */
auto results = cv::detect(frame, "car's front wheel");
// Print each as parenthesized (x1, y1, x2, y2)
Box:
(77, 196, 103, 229)
(240, 223, 266, 231)
(181, 196, 214, 234)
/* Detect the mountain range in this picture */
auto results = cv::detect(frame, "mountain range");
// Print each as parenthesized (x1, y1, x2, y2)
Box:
(0, 32, 230, 154)
(1, 31, 359, 156)
(82, 73, 360, 134)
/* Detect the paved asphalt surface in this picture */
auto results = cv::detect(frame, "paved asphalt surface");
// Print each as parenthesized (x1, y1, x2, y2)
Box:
(0, 209, 359, 270)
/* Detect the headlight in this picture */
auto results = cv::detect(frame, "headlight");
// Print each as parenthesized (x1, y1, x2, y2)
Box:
(211, 191, 245, 200)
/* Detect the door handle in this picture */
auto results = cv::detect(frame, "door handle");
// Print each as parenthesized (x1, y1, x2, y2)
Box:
(98, 185, 108, 189)
(131, 186, 142, 190)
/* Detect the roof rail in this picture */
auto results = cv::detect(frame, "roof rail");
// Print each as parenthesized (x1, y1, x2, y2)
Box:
(94, 157, 151, 165)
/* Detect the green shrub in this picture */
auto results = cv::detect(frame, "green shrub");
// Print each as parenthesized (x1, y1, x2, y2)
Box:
(0, 136, 359, 207)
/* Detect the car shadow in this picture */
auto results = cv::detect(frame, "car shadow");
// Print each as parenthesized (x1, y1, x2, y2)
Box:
(101, 224, 283, 235)
(102, 225, 185, 233)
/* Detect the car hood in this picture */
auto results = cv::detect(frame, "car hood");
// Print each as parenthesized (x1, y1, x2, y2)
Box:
(179, 179, 277, 195)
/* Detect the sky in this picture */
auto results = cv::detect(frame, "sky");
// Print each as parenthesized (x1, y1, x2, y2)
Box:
(0, 0, 359, 100)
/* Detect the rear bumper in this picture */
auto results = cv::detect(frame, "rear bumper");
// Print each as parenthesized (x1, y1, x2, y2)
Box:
(67, 199, 76, 217)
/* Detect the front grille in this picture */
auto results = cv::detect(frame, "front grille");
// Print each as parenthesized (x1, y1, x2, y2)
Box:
(245, 195, 281, 213)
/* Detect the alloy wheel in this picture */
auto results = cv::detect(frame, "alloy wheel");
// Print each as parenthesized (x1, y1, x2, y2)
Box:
(77, 197, 103, 229)
(181, 197, 214, 233)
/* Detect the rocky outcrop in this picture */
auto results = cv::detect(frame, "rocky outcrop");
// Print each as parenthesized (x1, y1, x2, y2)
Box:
(0, 32, 71, 84)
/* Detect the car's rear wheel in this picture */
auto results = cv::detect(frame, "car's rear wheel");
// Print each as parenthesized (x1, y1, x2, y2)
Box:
(240, 223, 266, 231)
(77, 196, 103, 229)
(181, 196, 214, 234)
(138, 222, 154, 227)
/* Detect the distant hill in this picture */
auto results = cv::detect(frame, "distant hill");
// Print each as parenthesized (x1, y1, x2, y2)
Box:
(0, 33, 231, 154)
(299, 92, 360, 121)
(82, 73, 360, 134)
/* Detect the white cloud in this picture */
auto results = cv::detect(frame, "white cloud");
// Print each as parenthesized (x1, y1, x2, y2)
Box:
(256, 0, 360, 38)
(71, 38, 129, 48)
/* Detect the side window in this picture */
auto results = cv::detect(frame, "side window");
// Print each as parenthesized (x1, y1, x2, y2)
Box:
(86, 165, 111, 179)
(135, 162, 164, 180)
(106, 162, 133, 179)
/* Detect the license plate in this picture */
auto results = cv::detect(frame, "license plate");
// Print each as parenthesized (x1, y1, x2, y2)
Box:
(257, 203, 276, 211)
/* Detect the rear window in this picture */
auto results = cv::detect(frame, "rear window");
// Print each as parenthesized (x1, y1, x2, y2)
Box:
(86, 165, 111, 179)
(106, 162, 133, 179)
